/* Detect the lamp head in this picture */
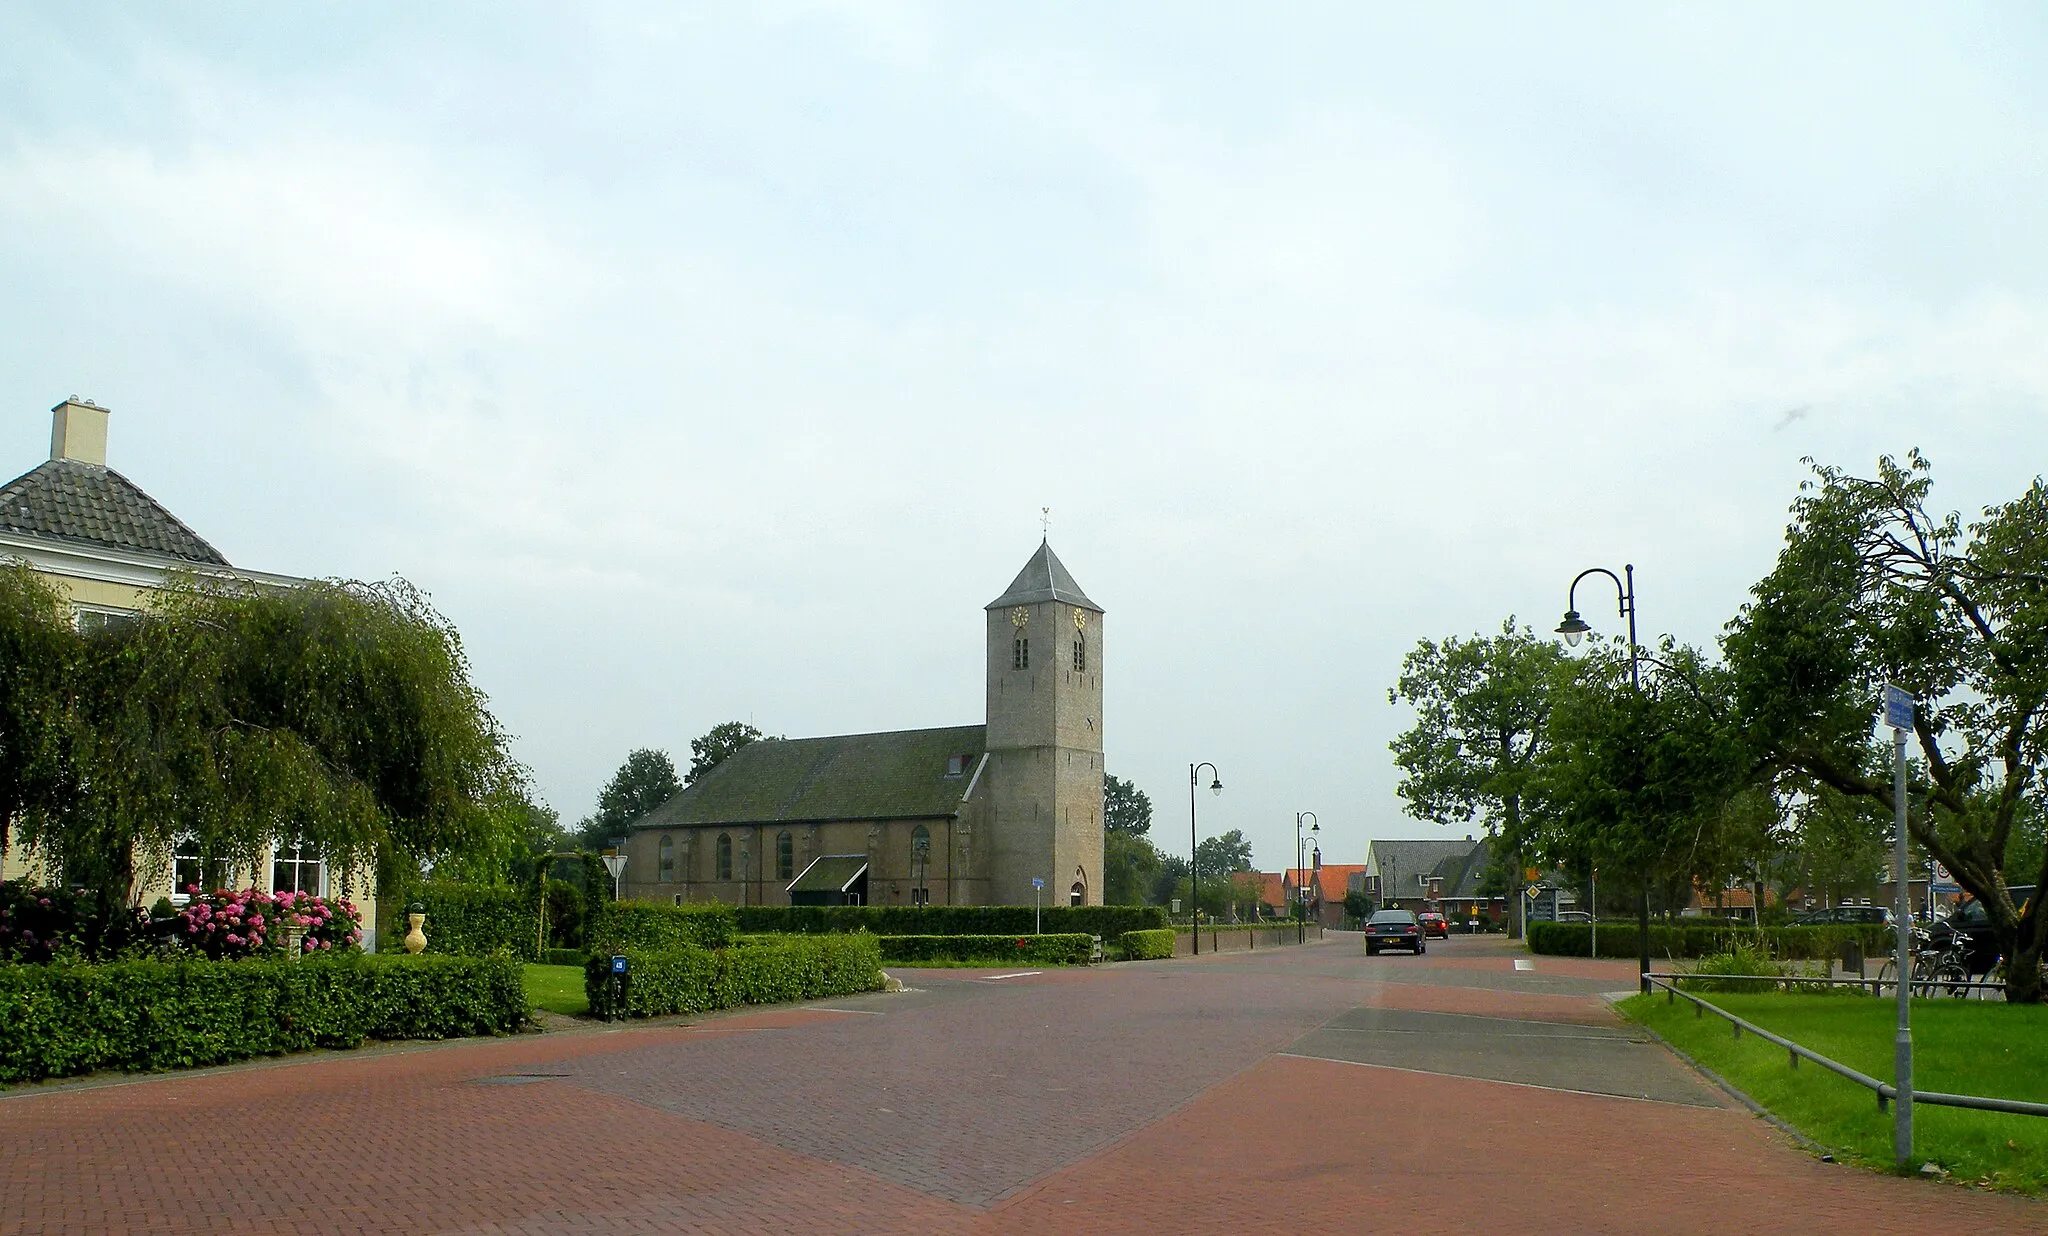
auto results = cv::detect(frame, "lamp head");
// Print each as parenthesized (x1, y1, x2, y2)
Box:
(1310, 820, 1320, 835)
(1556, 610, 1592, 647)
(1210, 779, 1223, 796)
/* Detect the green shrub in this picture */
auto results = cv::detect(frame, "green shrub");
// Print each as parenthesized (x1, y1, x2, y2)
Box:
(1527, 921, 1892, 961)
(1120, 928, 1176, 960)
(391, 884, 538, 960)
(732, 904, 1167, 938)
(1680, 946, 1786, 994)
(0, 882, 152, 963)
(541, 948, 588, 967)
(875, 933, 1095, 965)
(588, 902, 737, 953)
(0, 953, 527, 1084)
(584, 934, 884, 1020)
(544, 880, 586, 950)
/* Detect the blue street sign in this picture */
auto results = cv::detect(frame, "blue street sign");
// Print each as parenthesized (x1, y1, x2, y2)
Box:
(610, 954, 629, 975)
(1884, 684, 1914, 731)
(1031, 878, 1044, 889)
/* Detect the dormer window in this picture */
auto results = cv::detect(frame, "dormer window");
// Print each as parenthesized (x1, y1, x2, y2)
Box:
(945, 754, 970, 778)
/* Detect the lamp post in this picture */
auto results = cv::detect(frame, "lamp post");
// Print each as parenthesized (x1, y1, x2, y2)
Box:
(1190, 762, 1223, 955)
(1294, 811, 1318, 942)
(1556, 563, 1651, 995)
(912, 831, 930, 926)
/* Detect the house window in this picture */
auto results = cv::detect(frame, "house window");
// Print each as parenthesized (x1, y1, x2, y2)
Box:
(1013, 637, 1029, 669)
(716, 833, 733, 881)
(1073, 637, 1086, 672)
(776, 831, 793, 882)
(172, 836, 212, 901)
(658, 835, 674, 882)
(271, 842, 324, 895)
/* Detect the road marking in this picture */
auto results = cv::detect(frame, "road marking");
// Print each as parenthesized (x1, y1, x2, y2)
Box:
(811, 1008, 888, 1015)
(982, 971, 1043, 981)
(1315, 1026, 1640, 1043)
(1274, 1053, 1713, 1107)
(1513, 959, 1535, 971)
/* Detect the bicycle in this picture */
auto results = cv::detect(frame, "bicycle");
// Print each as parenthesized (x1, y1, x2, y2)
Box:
(1875, 926, 1973, 998)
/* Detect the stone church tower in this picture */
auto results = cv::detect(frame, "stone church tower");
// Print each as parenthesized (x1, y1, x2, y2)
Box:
(984, 541, 1105, 906)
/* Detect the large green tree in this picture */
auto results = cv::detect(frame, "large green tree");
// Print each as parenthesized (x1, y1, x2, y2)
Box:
(575, 748, 681, 848)
(687, 721, 769, 783)
(1724, 452, 2048, 999)
(1195, 828, 1254, 877)
(0, 563, 73, 863)
(1101, 773, 1162, 905)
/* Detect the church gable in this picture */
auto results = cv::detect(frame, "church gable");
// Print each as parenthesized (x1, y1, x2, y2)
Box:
(632, 725, 987, 829)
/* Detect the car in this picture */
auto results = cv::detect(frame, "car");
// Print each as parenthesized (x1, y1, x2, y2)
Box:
(1926, 885, 2036, 977)
(1554, 910, 1594, 924)
(1791, 905, 1892, 928)
(1364, 909, 1426, 955)
(1417, 911, 1450, 939)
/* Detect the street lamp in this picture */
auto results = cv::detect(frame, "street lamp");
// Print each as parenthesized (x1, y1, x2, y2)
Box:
(1190, 762, 1222, 955)
(1294, 811, 1318, 942)
(912, 830, 930, 923)
(1556, 563, 1651, 994)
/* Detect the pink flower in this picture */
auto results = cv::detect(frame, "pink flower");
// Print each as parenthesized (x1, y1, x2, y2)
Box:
(318, 939, 330, 950)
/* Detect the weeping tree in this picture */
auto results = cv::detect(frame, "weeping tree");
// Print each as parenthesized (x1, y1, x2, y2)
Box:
(1724, 452, 2048, 1001)
(9, 572, 529, 905)
(0, 563, 74, 864)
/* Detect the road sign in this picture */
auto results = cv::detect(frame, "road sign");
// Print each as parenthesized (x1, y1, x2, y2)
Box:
(1884, 683, 1914, 731)
(601, 854, 628, 881)
(1031, 878, 1045, 890)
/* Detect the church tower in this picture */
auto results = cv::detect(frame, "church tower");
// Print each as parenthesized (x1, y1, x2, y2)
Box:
(985, 541, 1105, 907)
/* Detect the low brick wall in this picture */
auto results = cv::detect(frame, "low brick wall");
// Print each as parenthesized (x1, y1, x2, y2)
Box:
(1172, 924, 1324, 956)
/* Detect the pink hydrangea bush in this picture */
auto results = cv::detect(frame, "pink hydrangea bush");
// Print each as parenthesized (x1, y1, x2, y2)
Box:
(175, 887, 363, 960)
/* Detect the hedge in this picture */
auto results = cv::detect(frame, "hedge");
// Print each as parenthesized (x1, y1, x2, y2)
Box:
(0, 953, 527, 1084)
(393, 884, 538, 960)
(541, 948, 588, 967)
(588, 902, 738, 953)
(1527, 921, 1895, 961)
(732, 904, 1167, 937)
(585, 935, 884, 1020)
(1120, 928, 1176, 960)
(876, 933, 1095, 965)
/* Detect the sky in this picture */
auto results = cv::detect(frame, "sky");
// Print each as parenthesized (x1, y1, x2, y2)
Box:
(4, 3, 2046, 873)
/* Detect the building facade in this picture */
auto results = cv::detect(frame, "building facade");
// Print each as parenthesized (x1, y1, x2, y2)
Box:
(619, 541, 1106, 908)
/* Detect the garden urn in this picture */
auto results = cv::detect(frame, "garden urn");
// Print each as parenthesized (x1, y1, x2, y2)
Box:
(404, 901, 428, 954)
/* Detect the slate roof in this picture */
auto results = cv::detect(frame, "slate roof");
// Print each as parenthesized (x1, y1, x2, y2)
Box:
(1367, 839, 1483, 897)
(628, 726, 987, 830)
(1430, 838, 1495, 900)
(787, 855, 869, 895)
(985, 540, 1101, 613)
(0, 459, 228, 565)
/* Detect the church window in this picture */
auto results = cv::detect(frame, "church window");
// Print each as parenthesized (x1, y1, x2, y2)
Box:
(1013, 637, 1029, 669)
(1073, 637, 1086, 672)
(716, 833, 733, 881)
(658, 835, 674, 882)
(776, 831, 793, 882)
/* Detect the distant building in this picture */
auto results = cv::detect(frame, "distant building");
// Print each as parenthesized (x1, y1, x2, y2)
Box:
(619, 541, 1107, 909)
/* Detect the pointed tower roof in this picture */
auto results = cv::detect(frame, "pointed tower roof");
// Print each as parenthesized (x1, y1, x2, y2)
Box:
(986, 540, 1101, 612)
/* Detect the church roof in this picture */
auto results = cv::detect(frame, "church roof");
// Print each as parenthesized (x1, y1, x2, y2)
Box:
(985, 540, 1101, 613)
(628, 725, 987, 830)
(0, 458, 229, 565)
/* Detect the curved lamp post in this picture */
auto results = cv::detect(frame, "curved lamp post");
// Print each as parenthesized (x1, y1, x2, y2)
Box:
(1556, 563, 1650, 994)
(1189, 762, 1223, 955)
(1294, 811, 1318, 942)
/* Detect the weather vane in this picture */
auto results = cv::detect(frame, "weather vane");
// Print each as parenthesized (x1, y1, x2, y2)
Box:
(1041, 506, 1051, 538)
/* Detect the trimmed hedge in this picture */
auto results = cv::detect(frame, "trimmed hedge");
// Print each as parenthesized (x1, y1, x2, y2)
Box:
(1528, 921, 1895, 961)
(876, 933, 1095, 965)
(588, 902, 738, 953)
(732, 904, 1167, 938)
(0, 953, 527, 1084)
(541, 948, 588, 967)
(1120, 928, 1176, 960)
(585, 935, 884, 1020)
(397, 884, 538, 960)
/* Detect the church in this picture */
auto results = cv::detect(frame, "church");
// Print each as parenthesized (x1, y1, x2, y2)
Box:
(616, 541, 1107, 909)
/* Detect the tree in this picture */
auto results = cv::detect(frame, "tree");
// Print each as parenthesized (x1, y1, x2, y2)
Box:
(688, 721, 768, 784)
(1150, 851, 1190, 908)
(575, 748, 681, 849)
(1195, 829, 1253, 877)
(1105, 774, 1153, 837)
(1724, 452, 2048, 999)
(1342, 887, 1374, 923)
(1101, 773, 1162, 905)
(0, 563, 73, 864)
(1389, 621, 1572, 935)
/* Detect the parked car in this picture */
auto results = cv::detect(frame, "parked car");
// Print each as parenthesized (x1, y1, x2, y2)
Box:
(1791, 905, 1892, 927)
(1554, 910, 1594, 924)
(1364, 909, 1426, 955)
(1926, 886, 2036, 977)
(1418, 911, 1450, 939)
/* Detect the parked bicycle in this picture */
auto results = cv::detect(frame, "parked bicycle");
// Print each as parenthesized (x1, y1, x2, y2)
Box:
(1875, 925, 1974, 998)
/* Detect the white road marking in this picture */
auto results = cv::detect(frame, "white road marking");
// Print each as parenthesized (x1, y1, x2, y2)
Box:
(982, 971, 1043, 981)
(1513, 959, 1535, 971)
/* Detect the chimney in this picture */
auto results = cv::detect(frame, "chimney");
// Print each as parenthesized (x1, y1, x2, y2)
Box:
(50, 397, 110, 466)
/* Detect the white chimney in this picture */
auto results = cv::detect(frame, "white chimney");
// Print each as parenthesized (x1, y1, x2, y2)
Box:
(50, 397, 110, 466)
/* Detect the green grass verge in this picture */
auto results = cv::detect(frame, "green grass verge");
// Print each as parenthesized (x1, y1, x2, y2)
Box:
(1620, 991, 2048, 1193)
(522, 963, 590, 1017)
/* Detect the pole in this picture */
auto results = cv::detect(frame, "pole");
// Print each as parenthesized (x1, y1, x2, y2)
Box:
(1591, 869, 1598, 959)
(1893, 723, 1914, 1166)
(1190, 763, 1199, 956)
(1035, 882, 1042, 934)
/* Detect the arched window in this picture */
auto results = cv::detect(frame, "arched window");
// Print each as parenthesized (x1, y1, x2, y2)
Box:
(716, 833, 733, 881)
(1069, 881, 1085, 907)
(776, 831, 794, 882)
(658, 835, 674, 882)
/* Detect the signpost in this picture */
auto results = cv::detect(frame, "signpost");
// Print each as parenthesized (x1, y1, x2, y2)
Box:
(1032, 877, 1045, 934)
(1884, 683, 1914, 1168)
(601, 853, 627, 901)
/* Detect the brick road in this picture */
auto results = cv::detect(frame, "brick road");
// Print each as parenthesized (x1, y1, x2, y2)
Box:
(2, 935, 2042, 1234)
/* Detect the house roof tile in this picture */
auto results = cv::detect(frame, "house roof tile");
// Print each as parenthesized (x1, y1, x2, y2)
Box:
(627, 726, 987, 830)
(0, 459, 228, 565)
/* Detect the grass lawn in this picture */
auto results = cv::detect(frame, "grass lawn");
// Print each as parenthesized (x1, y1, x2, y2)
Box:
(522, 963, 589, 1017)
(1621, 991, 2048, 1193)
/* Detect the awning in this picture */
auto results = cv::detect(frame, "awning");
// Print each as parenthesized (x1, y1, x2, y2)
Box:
(786, 854, 870, 896)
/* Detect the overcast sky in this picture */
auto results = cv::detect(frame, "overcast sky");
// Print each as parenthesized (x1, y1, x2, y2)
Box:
(4, 4, 2045, 873)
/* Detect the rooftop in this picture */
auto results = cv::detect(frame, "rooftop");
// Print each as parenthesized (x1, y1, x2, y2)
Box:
(628, 726, 987, 830)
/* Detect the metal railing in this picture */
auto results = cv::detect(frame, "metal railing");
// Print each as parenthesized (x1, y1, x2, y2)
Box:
(1645, 974, 2048, 1119)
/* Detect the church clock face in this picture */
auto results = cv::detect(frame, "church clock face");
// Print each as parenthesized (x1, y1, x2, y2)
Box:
(1073, 607, 1087, 631)
(1011, 605, 1030, 628)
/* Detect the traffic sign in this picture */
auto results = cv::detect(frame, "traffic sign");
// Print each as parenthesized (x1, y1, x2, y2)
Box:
(1524, 867, 1540, 883)
(601, 854, 628, 881)
(1031, 878, 1044, 890)
(1884, 684, 1914, 731)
